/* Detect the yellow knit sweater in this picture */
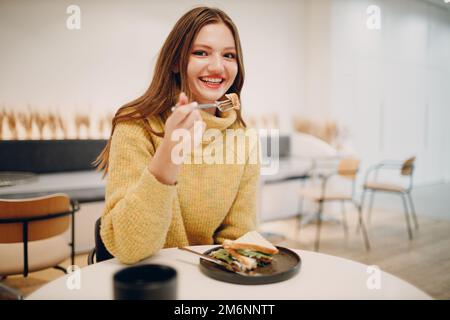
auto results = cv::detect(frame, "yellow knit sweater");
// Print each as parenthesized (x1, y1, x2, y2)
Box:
(100, 109, 260, 264)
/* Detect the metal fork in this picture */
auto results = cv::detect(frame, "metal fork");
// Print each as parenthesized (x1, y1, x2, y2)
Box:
(178, 247, 247, 275)
(170, 99, 234, 112)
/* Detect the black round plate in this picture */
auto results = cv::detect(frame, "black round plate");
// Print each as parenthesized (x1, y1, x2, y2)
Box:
(199, 246, 301, 285)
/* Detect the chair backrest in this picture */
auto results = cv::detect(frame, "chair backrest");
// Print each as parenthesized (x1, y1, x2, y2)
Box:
(337, 158, 360, 180)
(0, 193, 71, 243)
(401, 156, 415, 176)
(95, 217, 114, 262)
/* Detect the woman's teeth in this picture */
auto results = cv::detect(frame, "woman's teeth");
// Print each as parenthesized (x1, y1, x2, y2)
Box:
(200, 77, 223, 84)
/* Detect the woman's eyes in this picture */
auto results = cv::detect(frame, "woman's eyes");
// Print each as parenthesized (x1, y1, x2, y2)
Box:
(193, 50, 207, 56)
(192, 50, 236, 59)
(224, 53, 236, 59)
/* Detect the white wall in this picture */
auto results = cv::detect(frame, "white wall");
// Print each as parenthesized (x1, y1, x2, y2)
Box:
(329, 0, 450, 185)
(0, 0, 306, 137)
(304, 0, 332, 119)
(1, 0, 449, 185)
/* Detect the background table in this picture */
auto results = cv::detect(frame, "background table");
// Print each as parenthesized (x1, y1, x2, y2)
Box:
(27, 245, 431, 300)
(0, 171, 105, 203)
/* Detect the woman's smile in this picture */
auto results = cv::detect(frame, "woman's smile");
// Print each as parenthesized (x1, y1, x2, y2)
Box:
(198, 75, 225, 90)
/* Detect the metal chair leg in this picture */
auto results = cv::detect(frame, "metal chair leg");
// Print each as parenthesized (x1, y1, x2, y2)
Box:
(53, 265, 67, 274)
(352, 201, 370, 251)
(87, 248, 96, 265)
(406, 192, 419, 230)
(356, 190, 367, 234)
(401, 193, 413, 240)
(367, 191, 375, 226)
(0, 283, 23, 300)
(314, 201, 324, 252)
(70, 210, 76, 266)
(296, 196, 305, 239)
(341, 200, 349, 237)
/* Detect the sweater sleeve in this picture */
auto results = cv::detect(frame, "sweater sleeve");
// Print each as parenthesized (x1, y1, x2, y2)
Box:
(100, 121, 177, 264)
(213, 134, 261, 243)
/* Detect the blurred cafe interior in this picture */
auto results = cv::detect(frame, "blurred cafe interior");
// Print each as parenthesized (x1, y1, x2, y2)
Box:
(0, 0, 449, 300)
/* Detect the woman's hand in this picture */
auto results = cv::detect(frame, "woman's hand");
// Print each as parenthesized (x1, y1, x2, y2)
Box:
(148, 92, 205, 185)
(163, 92, 204, 154)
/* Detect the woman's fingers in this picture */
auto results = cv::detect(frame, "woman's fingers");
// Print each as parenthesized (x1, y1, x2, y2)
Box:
(165, 92, 204, 153)
(169, 92, 199, 124)
(170, 101, 198, 124)
(176, 92, 188, 106)
(179, 110, 204, 149)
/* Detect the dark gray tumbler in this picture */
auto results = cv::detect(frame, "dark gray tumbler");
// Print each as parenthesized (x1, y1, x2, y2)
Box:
(113, 264, 177, 300)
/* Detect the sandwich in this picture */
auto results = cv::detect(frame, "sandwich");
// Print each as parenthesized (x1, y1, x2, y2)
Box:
(210, 231, 279, 272)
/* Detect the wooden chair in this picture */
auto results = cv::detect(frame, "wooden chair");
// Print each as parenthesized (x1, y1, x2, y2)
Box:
(298, 158, 370, 251)
(360, 156, 418, 239)
(0, 194, 79, 278)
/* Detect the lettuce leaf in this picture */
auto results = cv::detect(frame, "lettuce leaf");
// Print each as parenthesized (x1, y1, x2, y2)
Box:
(210, 249, 234, 264)
(236, 249, 273, 260)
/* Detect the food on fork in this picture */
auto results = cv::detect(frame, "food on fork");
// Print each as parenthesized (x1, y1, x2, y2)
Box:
(210, 231, 279, 272)
(170, 93, 240, 112)
(224, 93, 240, 110)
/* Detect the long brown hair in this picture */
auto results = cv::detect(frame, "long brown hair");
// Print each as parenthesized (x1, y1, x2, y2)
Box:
(93, 7, 246, 175)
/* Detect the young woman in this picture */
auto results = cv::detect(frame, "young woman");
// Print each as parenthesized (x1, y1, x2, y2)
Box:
(95, 7, 260, 264)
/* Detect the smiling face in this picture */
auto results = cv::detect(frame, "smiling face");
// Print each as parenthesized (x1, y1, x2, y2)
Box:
(187, 22, 238, 105)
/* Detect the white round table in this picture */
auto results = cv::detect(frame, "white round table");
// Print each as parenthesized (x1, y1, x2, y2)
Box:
(27, 246, 431, 300)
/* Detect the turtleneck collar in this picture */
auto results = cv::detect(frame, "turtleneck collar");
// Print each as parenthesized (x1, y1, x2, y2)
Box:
(199, 108, 237, 132)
